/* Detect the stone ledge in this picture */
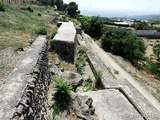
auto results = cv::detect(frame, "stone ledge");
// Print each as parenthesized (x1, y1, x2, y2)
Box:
(0, 35, 47, 119)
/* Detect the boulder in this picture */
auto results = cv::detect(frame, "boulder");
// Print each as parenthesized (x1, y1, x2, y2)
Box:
(57, 71, 83, 91)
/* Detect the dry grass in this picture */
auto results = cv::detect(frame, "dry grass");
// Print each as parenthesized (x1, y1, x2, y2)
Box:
(49, 52, 76, 72)
(0, 4, 57, 81)
(0, 4, 55, 51)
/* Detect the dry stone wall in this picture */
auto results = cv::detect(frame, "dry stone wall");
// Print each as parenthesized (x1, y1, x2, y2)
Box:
(0, 35, 49, 120)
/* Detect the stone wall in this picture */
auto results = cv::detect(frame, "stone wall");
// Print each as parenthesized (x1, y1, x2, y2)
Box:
(0, 35, 49, 120)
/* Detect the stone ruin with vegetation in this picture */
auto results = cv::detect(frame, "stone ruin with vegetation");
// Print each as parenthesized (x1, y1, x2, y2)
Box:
(0, 20, 159, 119)
(0, 1, 160, 120)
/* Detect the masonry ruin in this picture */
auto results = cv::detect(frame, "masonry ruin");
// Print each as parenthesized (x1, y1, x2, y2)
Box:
(0, 21, 160, 120)
(53, 22, 77, 63)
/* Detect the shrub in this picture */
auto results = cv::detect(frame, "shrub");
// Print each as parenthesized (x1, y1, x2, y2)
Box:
(36, 27, 47, 35)
(37, 12, 42, 16)
(145, 41, 160, 75)
(53, 78, 72, 110)
(101, 28, 146, 63)
(51, 30, 57, 39)
(27, 5, 34, 13)
(58, 16, 63, 21)
(145, 59, 160, 75)
(49, 39, 54, 50)
(83, 76, 93, 91)
(75, 59, 86, 75)
(135, 22, 150, 30)
(78, 16, 103, 38)
(95, 71, 102, 81)
(37, 0, 51, 5)
(94, 71, 104, 89)
(0, 0, 5, 12)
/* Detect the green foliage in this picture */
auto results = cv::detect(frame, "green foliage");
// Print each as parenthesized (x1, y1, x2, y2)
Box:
(37, 12, 42, 16)
(27, 5, 34, 13)
(38, 0, 51, 5)
(36, 27, 47, 35)
(145, 58, 160, 75)
(94, 71, 103, 89)
(153, 41, 160, 60)
(145, 41, 160, 75)
(135, 22, 150, 30)
(0, 0, 5, 12)
(78, 16, 103, 38)
(51, 29, 57, 39)
(101, 17, 114, 24)
(95, 71, 102, 81)
(58, 16, 67, 22)
(66, 2, 79, 17)
(49, 39, 54, 49)
(101, 28, 146, 63)
(54, 0, 63, 11)
(53, 78, 72, 110)
(75, 59, 86, 75)
(83, 76, 93, 91)
(0, 3, 50, 50)
(63, 3, 68, 11)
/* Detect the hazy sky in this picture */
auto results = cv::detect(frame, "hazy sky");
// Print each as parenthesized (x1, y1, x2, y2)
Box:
(63, 0, 160, 15)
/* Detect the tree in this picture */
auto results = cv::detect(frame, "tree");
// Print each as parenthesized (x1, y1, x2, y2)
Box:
(78, 16, 103, 38)
(88, 16, 103, 38)
(66, 2, 79, 17)
(101, 28, 146, 63)
(63, 3, 68, 11)
(38, 0, 51, 5)
(135, 22, 150, 30)
(54, 0, 63, 11)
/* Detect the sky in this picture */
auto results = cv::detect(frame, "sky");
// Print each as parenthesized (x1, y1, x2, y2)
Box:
(63, 0, 160, 17)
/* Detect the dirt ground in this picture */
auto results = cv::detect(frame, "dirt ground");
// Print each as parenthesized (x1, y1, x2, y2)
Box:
(143, 38, 160, 57)
(0, 48, 23, 87)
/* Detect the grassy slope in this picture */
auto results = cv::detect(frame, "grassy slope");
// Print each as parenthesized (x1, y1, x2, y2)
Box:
(0, 3, 55, 50)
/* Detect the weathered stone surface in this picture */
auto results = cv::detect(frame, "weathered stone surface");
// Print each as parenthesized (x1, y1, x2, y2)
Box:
(120, 79, 160, 120)
(57, 71, 83, 91)
(0, 35, 49, 120)
(72, 92, 97, 120)
(80, 89, 144, 120)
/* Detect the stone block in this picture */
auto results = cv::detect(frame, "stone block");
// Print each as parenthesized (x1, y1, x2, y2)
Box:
(53, 22, 76, 63)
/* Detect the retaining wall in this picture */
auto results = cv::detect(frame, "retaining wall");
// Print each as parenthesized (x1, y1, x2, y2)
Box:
(0, 35, 49, 120)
